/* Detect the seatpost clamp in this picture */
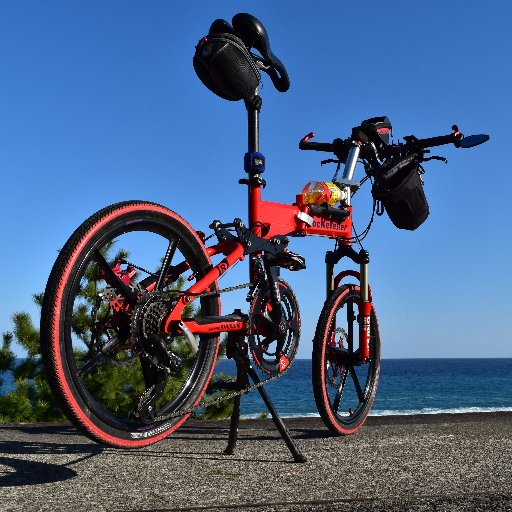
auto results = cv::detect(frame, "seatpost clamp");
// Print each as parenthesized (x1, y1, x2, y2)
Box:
(244, 151, 265, 174)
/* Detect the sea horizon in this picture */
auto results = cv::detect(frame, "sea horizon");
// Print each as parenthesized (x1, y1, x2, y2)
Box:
(2, 358, 512, 419)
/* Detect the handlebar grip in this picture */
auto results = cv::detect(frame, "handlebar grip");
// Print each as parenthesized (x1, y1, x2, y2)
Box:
(411, 132, 461, 149)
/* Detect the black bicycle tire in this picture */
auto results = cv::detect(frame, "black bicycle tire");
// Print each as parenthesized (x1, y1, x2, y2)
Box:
(40, 200, 220, 448)
(312, 284, 381, 435)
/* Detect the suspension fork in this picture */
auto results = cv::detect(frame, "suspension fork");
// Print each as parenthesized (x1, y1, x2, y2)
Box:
(326, 246, 372, 363)
(358, 250, 371, 362)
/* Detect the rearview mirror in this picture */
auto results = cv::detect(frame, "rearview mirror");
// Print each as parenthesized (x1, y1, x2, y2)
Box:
(459, 134, 490, 148)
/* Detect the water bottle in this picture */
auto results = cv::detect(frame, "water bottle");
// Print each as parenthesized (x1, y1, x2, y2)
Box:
(300, 181, 342, 206)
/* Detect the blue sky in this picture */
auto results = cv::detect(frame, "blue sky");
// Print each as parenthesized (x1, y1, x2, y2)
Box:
(1, 1, 510, 359)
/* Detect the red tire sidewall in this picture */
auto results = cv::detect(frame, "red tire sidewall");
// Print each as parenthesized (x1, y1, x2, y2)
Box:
(318, 285, 378, 435)
(49, 202, 218, 447)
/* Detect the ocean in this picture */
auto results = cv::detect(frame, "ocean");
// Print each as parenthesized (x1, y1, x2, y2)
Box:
(3, 358, 512, 419)
(214, 358, 512, 418)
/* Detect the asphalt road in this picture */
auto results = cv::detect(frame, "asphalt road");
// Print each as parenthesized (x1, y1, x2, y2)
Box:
(1, 413, 512, 511)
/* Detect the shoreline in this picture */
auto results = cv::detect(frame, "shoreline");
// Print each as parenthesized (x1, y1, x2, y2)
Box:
(240, 406, 512, 420)
(2, 409, 511, 429)
(197, 409, 512, 428)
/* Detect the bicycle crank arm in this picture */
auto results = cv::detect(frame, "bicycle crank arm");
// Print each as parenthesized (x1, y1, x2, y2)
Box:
(179, 312, 248, 336)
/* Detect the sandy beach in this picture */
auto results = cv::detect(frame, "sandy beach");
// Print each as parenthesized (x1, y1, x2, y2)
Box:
(1, 412, 511, 511)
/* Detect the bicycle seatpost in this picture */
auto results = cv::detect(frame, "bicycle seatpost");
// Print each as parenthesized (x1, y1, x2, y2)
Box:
(245, 93, 262, 153)
(243, 93, 265, 279)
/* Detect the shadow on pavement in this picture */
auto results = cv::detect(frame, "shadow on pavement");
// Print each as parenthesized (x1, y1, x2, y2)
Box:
(0, 424, 78, 436)
(175, 422, 332, 442)
(0, 422, 299, 486)
(0, 456, 78, 487)
(0, 418, 335, 482)
(0, 425, 104, 487)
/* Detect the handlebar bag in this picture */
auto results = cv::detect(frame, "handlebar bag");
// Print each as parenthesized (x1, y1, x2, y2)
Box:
(193, 33, 261, 102)
(372, 154, 429, 230)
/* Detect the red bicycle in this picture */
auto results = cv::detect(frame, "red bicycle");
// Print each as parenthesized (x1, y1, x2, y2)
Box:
(40, 14, 488, 461)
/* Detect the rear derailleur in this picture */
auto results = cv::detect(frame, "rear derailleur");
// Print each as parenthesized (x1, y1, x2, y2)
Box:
(131, 333, 183, 423)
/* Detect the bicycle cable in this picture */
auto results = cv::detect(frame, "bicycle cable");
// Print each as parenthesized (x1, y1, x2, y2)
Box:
(340, 175, 375, 247)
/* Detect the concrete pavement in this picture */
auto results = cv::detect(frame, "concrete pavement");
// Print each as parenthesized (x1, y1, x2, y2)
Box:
(1, 413, 512, 511)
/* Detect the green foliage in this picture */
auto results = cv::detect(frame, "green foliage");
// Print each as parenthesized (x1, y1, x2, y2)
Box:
(0, 246, 235, 423)
(0, 380, 33, 422)
(0, 332, 15, 372)
(0, 332, 13, 393)
(198, 371, 235, 420)
(83, 360, 146, 416)
(13, 305, 40, 357)
(0, 324, 65, 422)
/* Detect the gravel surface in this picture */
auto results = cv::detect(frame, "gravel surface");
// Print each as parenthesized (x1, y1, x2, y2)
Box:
(1, 412, 511, 511)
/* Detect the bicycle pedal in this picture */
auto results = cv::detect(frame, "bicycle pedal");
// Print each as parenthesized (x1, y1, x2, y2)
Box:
(268, 251, 306, 271)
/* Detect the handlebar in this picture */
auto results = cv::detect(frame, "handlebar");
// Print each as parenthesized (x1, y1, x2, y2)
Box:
(299, 133, 334, 152)
(402, 125, 463, 151)
(299, 124, 483, 159)
(299, 133, 347, 157)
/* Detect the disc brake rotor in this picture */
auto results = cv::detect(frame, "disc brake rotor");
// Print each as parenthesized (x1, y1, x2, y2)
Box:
(90, 283, 145, 366)
(326, 327, 347, 387)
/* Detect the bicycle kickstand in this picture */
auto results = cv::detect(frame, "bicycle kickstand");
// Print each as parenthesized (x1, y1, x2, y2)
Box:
(224, 357, 246, 456)
(223, 334, 307, 463)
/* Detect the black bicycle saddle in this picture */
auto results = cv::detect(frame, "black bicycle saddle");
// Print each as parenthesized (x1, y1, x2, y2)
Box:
(208, 18, 236, 35)
(232, 13, 290, 92)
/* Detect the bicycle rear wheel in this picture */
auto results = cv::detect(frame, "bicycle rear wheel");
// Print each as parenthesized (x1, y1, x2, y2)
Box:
(312, 285, 380, 435)
(40, 201, 220, 448)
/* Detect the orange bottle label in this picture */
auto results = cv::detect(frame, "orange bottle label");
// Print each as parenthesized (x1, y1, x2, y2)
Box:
(301, 181, 341, 206)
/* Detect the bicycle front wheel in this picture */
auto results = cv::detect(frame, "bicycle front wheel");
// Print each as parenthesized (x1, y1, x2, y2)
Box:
(312, 285, 381, 435)
(41, 201, 220, 448)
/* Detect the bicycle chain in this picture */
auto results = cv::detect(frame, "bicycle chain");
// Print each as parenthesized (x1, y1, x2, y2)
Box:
(133, 280, 293, 422)
(124, 258, 252, 300)
(186, 282, 252, 298)
(119, 257, 292, 422)
(133, 283, 253, 374)
(152, 356, 293, 423)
